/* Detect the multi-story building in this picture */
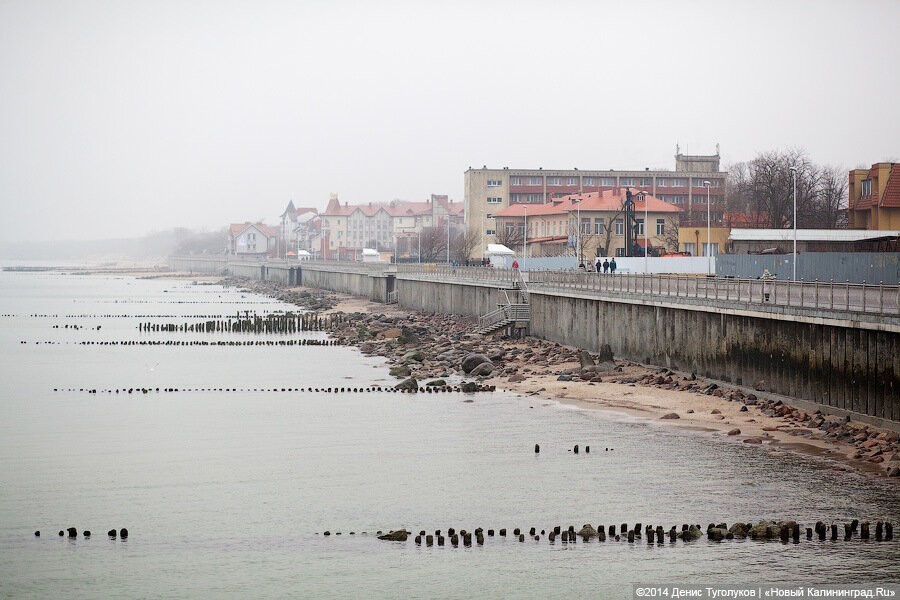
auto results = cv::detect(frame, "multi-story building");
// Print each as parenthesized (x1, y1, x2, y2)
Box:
(491, 188, 681, 259)
(465, 149, 726, 258)
(279, 200, 319, 257)
(319, 193, 463, 260)
(849, 162, 900, 230)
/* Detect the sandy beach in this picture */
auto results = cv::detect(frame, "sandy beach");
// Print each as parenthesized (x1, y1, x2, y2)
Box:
(316, 289, 900, 481)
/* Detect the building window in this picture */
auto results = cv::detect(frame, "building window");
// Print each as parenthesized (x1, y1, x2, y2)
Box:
(656, 219, 665, 235)
(487, 197, 502, 204)
(615, 247, 626, 257)
(702, 243, 719, 256)
(583, 177, 595, 186)
(594, 218, 605, 234)
(683, 242, 696, 256)
(487, 179, 502, 187)
(547, 177, 561, 186)
(486, 229, 496, 235)
(509, 177, 522, 185)
(861, 179, 872, 197)
(620, 177, 634, 186)
(657, 178, 668, 188)
(567, 177, 578, 186)
(636, 218, 644, 236)
(614, 218, 624, 235)
(639, 177, 653, 186)
(600, 177, 616, 186)
(528, 176, 542, 185)
(671, 178, 687, 187)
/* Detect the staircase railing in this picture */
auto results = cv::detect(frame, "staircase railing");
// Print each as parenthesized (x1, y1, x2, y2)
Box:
(477, 306, 508, 331)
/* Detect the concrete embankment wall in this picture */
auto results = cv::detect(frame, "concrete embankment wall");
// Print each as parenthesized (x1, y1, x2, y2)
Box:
(394, 277, 900, 424)
(395, 278, 509, 317)
(169, 256, 900, 424)
(526, 291, 900, 423)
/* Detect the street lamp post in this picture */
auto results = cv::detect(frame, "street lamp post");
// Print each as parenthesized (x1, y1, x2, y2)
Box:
(446, 217, 450, 265)
(644, 193, 649, 274)
(523, 205, 528, 268)
(703, 181, 712, 276)
(575, 199, 581, 263)
(790, 166, 798, 281)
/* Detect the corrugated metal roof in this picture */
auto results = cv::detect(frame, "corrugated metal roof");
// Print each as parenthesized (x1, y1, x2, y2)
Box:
(728, 229, 900, 242)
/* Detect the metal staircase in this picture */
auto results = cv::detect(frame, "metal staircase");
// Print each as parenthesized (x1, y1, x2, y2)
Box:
(475, 271, 531, 335)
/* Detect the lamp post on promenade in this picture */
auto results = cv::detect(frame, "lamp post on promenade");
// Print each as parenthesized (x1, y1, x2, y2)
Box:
(790, 166, 798, 281)
(643, 193, 649, 274)
(703, 181, 711, 276)
(523, 205, 528, 268)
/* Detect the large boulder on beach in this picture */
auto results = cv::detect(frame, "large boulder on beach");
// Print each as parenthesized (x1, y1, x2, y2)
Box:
(379, 328, 402, 339)
(394, 377, 418, 391)
(596, 344, 614, 363)
(579, 350, 595, 368)
(581, 362, 616, 374)
(389, 365, 411, 378)
(461, 353, 492, 374)
(470, 362, 494, 376)
(425, 379, 446, 387)
(401, 350, 425, 363)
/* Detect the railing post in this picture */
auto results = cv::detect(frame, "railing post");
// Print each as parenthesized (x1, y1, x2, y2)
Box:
(879, 282, 884, 314)
(830, 279, 834, 310)
(862, 281, 866, 312)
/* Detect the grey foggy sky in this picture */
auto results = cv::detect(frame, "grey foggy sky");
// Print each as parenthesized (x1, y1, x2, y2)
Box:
(1, 0, 898, 243)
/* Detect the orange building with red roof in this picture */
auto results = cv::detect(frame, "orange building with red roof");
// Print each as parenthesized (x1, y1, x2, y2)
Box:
(492, 188, 681, 259)
(849, 163, 900, 230)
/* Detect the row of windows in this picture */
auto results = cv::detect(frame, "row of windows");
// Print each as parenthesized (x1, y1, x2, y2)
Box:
(486, 197, 503, 204)
(500, 217, 668, 238)
(505, 176, 723, 188)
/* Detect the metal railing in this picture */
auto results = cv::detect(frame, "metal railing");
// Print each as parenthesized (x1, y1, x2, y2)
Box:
(386, 290, 399, 304)
(396, 264, 520, 286)
(476, 303, 531, 333)
(524, 272, 900, 316)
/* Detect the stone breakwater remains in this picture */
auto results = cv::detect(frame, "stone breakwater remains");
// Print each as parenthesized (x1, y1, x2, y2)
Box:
(316, 520, 895, 546)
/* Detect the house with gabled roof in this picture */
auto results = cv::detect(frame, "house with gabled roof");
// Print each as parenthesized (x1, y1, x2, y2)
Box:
(849, 162, 900, 230)
(228, 222, 279, 257)
(492, 187, 681, 259)
(279, 200, 319, 257)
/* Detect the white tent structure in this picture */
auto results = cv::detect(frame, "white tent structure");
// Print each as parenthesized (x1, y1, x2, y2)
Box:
(361, 248, 381, 263)
(485, 243, 516, 268)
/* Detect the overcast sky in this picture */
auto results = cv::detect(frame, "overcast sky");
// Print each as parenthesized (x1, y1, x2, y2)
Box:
(1, 0, 898, 242)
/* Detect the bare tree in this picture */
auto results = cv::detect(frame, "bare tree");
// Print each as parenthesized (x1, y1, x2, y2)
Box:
(726, 148, 847, 230)
(597, 201, 627, 257)
(417, 226, 449, 262)
(494, 221, 524, 253)
(451, 227, 480, 264)
(662, 215, 680, 253)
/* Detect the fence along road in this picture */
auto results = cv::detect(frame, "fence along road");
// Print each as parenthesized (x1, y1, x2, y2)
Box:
(397, 265, 900, 317)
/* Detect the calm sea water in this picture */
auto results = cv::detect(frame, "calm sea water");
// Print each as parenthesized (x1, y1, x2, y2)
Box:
(0, 270, 898, 599)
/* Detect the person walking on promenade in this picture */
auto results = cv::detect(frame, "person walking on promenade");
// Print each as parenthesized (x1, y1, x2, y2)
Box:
(595, 258, 602, 273)
(610, 258, 617, 274)
(602, 259, 609, 274)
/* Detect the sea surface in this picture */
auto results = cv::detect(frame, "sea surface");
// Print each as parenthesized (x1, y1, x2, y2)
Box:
(0, 269, 898, 599)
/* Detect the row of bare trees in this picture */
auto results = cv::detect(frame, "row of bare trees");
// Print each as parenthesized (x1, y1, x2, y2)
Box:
(726, 149, 848, 229)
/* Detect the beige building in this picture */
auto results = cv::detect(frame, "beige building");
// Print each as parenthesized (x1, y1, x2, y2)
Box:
(319, 193, 463, 260)
(465, 149, 726, 258)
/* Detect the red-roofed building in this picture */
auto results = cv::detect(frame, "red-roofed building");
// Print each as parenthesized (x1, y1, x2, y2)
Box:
(229, 222, 279, 257)
(491, 188, 681, 259)
(279, 200, 320, 257)
(319, 193, 463, 260)
(849, 163, 900, 230)
(465, 148, 726, 258)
